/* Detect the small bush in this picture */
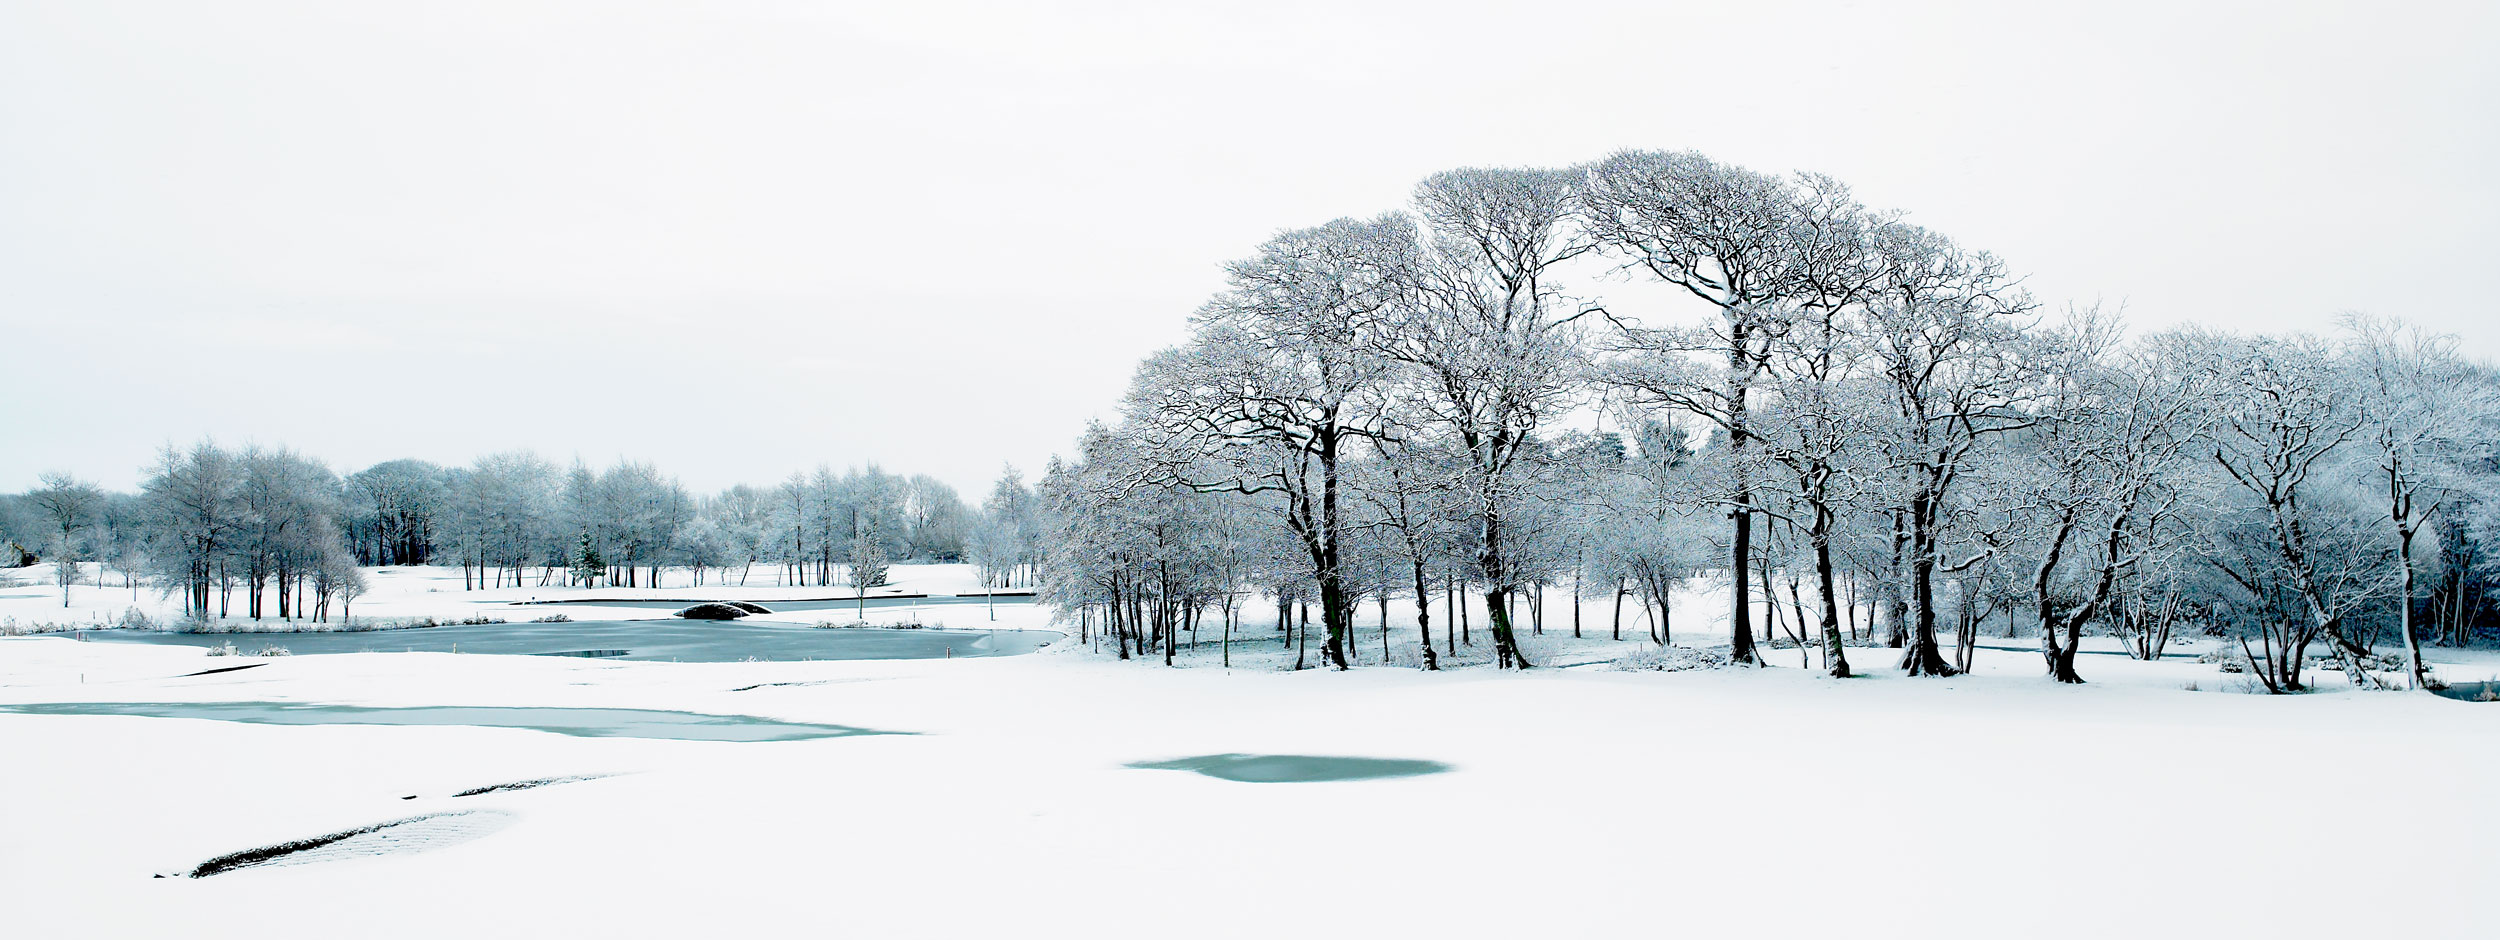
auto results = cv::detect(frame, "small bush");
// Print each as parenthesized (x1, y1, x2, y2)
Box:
(252, 644, 292, 657)
(2198, 649, 2249, 674)
(204, 642, 240, 657)
(1, 618, 105, 635)
(530, 613, 573, 623)
(1612, 645, 1733, 673)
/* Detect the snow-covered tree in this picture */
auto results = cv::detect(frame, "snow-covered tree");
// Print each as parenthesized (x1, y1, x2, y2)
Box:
(1857, 222, 2041, 676)
(1380, 166, 1594, 669)
(1122, 214, 1412, 670)
(2340, 314, 2500, 688)
(25, 471, 101, 606)
(1585, 151, 1844, 666)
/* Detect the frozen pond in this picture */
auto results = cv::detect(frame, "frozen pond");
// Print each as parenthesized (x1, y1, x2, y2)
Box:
(80, 619, 1057, 663)
(0, 702, 892, 741)
(524, 594, 1033, 614)
(1127, 753, 1452, 783)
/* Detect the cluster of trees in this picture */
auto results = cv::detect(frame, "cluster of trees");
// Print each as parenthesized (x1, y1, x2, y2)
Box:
(0, 446, 371, 620)
(1037, 150, 2500, 690)
(2, 449, 1051, 622)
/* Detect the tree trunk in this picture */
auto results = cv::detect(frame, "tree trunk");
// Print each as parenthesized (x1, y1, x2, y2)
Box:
(1730, 503, 1759, 665)
(1611, 580, 1624, 641)
(2397, 523, 2430, 689)
(1294, 600, 1310, 671)
(1480, 506, 1531, 669)
(1812, 508, 1851, 678)
(1899, 502, 1957, 676)
(1411, 560, 1438, 671)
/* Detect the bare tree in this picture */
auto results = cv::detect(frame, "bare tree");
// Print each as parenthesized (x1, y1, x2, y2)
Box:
(2178, 329, 2389, 688)
(141, 442, 246, 618)
(1859, 223, 2041, 676)
(848, 528, 888, 620)
(1350, 435, 1467, 670)
(2342, 313, 2499, 689)
(1381, 167, 1595, 669)
(26, 471, 101, 606)
(1585, 150, 1842, 666)
(2008, 315, 2205, 682)
(1123, 215, 1411, 669)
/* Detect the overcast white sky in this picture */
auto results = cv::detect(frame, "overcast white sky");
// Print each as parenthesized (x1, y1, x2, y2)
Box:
(3, 0, 2494, 497)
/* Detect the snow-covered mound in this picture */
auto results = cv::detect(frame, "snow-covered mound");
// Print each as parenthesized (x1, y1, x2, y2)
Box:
(185, 811, 516, 878)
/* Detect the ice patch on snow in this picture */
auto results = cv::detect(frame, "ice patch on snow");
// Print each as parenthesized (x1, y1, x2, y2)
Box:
(1127, 753, 1451, 783)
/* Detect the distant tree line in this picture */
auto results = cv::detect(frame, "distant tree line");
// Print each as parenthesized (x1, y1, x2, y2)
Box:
(1, 450, 1048, 622)
(1037, 150, 2500, 690)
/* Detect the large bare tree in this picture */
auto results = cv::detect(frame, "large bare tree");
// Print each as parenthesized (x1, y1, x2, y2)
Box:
(1860, 223, 2041, 676)
(1584, 150, 1823, 667)
(1125, 214, 1413, 670)
(1381, 167, 1594, 669)
(26, 471, 101, 606)
(2342, 314, 2498, 689)
(2009, 315, 2205, 682)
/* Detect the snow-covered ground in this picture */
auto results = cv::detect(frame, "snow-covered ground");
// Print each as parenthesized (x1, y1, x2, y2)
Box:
(4, 563, 2496, 938)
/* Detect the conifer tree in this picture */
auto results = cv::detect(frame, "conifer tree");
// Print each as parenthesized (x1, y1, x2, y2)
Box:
(570, 530, 604, 588)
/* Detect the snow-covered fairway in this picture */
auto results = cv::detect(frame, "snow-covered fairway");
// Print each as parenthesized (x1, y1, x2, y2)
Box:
(4, 630, 2492, 939)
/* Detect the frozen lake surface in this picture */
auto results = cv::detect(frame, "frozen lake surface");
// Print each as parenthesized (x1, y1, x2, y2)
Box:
(0, 701, 891, 741)
(77, 619, 1057, 663)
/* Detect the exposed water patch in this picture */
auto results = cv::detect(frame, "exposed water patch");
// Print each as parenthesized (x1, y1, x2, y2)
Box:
(0, 702, 897, 742)
(84, 619, 1057, 663)
(1127, 753, 1452, 783)
(1970, 643, 2199, 660)
(186, 810, 516, 877)
(2433, 680, 2500, 702)
(529, 594, 1033, 614)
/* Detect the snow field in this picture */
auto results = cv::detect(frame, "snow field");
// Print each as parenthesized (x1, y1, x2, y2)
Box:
(3, 563, 2496, 938)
